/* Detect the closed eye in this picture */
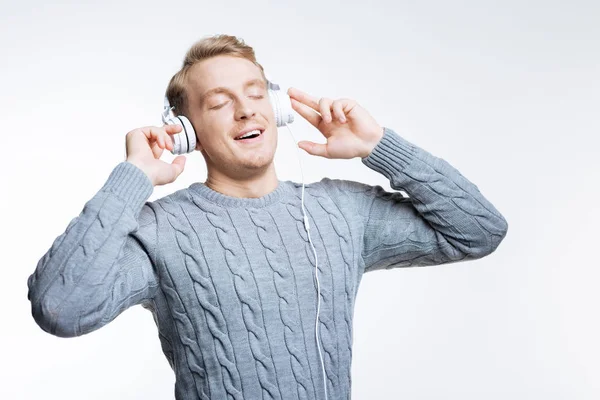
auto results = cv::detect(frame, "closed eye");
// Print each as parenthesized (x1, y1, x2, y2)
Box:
(210, 95, 265, 110)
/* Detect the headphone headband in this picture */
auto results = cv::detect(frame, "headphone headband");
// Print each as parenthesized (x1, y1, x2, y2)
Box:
(162, 96, 174, 125)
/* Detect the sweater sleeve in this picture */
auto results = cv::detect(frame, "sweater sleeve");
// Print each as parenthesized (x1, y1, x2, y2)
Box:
(321, 127, 508, 273)
(27, 161, 160, 338)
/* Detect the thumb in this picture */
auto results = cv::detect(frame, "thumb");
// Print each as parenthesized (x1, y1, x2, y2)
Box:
(298, 141, 329, 158)
(171, 155, 186, 177)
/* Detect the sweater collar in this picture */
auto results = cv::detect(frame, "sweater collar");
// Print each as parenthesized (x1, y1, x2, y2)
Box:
(189, 180, 289, 208)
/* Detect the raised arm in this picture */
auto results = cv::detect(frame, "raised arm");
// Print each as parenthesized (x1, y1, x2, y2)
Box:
(285, 87, 508, 273)
(322, 127, 508, 273)
(27, 162, 160, 337)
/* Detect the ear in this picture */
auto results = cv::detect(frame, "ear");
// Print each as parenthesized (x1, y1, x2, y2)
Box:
(195, 134, 203, 151)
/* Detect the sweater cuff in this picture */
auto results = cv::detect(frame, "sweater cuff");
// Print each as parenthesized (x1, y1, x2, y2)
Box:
(361, 127, 418, 179)
(99, 161, 154, 212)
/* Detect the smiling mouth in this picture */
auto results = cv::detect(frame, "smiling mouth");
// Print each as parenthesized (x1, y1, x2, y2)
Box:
(234, 129, 264, 142)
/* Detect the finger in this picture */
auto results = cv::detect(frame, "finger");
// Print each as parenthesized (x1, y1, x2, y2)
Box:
(298, 141, 330, 158)
(165, 124, 183, 150)
(319, 98, 333, 123)
(164, 124, 181, 149)
(144, 126, 177, 150)
(141, 127, 166, 149)
(287, 87, 320, 112)
(164, 124, 182, 134)
(160, 126, 176, 149)
(332, 100, 346, 123)
(340, 98, 358, 115)
(150, 140, 164, 159)
(290, 98, 322, 128)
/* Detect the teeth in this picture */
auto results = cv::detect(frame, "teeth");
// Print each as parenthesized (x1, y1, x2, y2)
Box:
(237, 129, 261, 139)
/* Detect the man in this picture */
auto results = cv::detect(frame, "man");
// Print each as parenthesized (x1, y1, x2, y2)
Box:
(27, 34, 508, 400)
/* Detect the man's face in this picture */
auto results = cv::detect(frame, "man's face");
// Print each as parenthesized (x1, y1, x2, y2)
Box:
(184, 55, 278, 178)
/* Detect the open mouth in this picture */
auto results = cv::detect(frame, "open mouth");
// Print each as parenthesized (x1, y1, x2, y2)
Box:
(234, 129, 264, 142)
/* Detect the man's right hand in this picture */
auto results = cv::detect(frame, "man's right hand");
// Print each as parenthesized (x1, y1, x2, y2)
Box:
(125, 125, 187, 187)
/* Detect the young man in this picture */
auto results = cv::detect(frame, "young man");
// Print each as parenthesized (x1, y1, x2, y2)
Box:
(27, 34, 508, 400)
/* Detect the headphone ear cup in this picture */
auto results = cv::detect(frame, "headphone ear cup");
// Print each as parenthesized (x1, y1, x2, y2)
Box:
(165, 115, 196, 154)
(176, 116, 196, 154)
(268, 87, 295, 127)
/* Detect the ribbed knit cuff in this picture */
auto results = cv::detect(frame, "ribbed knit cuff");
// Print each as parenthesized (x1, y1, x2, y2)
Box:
(99, 161, 154, 212)
(361, 127, 418, 179)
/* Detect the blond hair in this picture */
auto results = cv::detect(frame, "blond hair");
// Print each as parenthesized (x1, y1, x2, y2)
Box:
(165, 34, 266, 117)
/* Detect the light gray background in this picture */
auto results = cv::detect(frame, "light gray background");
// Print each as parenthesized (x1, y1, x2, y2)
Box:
(1, 0, 599, 399)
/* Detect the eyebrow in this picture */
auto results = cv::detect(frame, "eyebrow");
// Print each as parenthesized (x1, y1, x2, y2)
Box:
(200, 78, 266, 104)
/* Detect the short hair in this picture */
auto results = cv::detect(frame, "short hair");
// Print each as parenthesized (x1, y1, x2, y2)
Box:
(165, 34, 266, 117)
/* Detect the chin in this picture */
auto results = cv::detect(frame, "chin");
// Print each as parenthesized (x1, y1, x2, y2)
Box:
(244, 150, 275, 168)
(240, 146, 276, 169)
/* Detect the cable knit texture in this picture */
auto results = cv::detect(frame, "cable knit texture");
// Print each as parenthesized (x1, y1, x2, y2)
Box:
(27, 127, 508, 399)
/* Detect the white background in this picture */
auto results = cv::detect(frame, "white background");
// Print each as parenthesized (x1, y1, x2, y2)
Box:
(2, 0, 599, 399)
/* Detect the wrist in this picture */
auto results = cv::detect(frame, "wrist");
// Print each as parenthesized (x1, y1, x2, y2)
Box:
(126, 159, 156, 186)
(361, 126, 385, 159)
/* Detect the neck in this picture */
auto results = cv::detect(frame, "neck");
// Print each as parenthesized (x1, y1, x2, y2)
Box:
(204, 163, 280, 199)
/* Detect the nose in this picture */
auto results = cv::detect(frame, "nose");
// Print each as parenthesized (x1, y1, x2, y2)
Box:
(234, 98, 256, 121)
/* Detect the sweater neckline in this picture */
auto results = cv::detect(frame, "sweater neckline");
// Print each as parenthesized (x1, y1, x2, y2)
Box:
(189, 179, 289, 208)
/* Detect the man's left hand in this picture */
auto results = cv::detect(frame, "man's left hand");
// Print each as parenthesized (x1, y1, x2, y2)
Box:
(287, 87, 384, 159)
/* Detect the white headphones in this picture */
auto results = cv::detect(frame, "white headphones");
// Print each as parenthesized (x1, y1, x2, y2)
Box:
(161, 78, 295, 155)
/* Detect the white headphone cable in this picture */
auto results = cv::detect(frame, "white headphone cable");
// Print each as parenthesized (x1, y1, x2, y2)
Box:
(283, 123, 328, 400)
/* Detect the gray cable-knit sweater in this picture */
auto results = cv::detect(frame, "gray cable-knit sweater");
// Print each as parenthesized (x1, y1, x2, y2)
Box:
(27, 127, 508, 400)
